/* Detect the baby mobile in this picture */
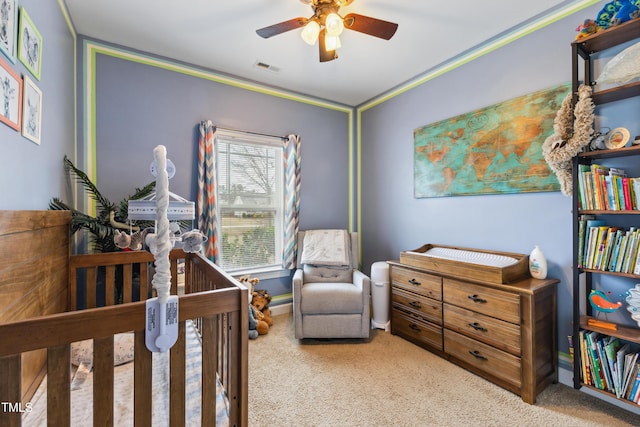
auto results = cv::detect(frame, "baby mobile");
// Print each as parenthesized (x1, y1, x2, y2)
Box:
(114, 145, 206, 352)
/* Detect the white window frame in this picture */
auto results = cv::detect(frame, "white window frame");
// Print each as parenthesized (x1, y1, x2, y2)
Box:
(215, 129, 288, 278)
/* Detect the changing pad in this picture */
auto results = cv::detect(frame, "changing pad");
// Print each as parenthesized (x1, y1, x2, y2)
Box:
(412, 247, 519, 268)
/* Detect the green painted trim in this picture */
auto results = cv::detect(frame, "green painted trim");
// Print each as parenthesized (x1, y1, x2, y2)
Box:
(353, 1, 599, 253)
(272, 293, 293, 304)
(84, 42, 352, 113)
(357, 0, 601, 113)
(82, 40, 356, 230)
(57, 0, 78, 209)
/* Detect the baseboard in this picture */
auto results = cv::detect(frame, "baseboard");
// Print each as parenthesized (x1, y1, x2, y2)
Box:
(270, 302, 292, 317)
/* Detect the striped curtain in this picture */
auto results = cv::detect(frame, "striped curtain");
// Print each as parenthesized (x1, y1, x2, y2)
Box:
(197, 120, 220, 263)
(283, 134, 301, 269)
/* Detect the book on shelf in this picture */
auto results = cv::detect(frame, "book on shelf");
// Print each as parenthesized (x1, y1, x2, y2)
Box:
(623, 355, 639, 400)
(578, 331, 640, 400)
(580, 223, 640, 274)
(577, 163, 640, 211)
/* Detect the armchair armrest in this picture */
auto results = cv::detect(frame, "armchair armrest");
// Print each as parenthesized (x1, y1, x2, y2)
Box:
(353, 269, 371, 304)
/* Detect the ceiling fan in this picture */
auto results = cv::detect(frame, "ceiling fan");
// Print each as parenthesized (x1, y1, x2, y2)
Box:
(256, 0, 398, 62)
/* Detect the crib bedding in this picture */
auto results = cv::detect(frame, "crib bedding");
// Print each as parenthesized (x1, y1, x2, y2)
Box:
(22, 320, 229, 426)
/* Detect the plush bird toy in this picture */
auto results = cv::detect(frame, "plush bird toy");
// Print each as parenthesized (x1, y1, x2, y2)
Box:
(589, 290, 622, 320)
(575, 19, 598, 40)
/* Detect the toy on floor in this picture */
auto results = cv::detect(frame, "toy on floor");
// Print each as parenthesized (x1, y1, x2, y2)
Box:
(240, 276, 270, 336)
(248, 304, 266, 339)
(252, 289, 274, 327)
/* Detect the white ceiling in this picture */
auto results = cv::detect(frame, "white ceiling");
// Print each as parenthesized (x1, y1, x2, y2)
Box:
(63, 0, 582, 106)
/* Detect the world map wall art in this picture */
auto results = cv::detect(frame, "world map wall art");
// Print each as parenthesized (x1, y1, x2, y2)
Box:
(413, 83, 569, 198)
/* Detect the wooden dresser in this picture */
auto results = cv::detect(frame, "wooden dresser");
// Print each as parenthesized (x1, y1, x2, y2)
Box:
(388, 259, 558, 404)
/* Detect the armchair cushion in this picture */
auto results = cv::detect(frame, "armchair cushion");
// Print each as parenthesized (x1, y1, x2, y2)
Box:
(300, 282, 364, 314)
(303, 264, 351, 283)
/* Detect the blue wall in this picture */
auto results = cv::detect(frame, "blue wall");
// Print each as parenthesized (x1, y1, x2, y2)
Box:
(359, 2, 638, 362)
(79, 39, 352, 297)
(7, 0, 633, 367)
(0, 1, 75, 209)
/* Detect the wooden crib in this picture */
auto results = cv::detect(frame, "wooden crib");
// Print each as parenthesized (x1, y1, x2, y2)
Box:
(0, 210, 248, 426)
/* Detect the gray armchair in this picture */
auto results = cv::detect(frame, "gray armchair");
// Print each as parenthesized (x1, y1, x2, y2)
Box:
(292, 230, 370, 339)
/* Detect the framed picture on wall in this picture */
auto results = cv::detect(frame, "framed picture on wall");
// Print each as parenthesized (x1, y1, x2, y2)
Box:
(21, 75, 41, 144)
(0, 0, 19, 62)
(0, 54, 22, 130)
(17, 7, 41, 80)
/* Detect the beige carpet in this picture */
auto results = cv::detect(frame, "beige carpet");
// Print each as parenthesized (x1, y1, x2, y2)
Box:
(248, 313, 640, 427)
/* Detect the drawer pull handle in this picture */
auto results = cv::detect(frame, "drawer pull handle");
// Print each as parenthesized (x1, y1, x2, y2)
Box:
(409, 323, 421, 332)
(468, 322, 488, 332)
(408, 278, 421, 286)
(409, 301, 422, 309)
(467, 294, 487, 304)
(468, 350, 488, 361)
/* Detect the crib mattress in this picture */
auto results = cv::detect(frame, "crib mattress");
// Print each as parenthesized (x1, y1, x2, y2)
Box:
(22, 320, 228, 426)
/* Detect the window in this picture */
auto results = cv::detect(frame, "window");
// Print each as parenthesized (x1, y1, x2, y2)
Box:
(215, 131, 283, 273)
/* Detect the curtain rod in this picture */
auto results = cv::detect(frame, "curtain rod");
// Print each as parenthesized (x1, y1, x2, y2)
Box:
(216, 126, 288, 141)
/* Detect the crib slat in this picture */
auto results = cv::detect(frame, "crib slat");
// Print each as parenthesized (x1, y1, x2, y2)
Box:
(86, 267, 97, 309)
(47, 345, 70, 427)
(139, 263, 149, 301)
(0, 355, 21, 427)
(93, 336, 114, 426)
(170, 321, 186, 427)
(134, 331, 152, 426)
(123, 264, 132, 303)
(201, 316, 218, 426)
(105, 265, 115, 306)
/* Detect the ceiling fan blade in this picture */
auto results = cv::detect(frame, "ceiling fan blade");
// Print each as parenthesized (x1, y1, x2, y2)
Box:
(256, 17, 308, 39)
(343, 13, 398, 40)
(318, 29, 337, 62)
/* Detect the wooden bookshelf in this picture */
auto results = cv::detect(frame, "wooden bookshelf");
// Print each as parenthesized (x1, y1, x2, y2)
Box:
(580, 316, 640, 343)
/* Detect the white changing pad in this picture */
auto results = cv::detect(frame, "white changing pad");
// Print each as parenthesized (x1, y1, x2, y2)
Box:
(410, 247, 519, 268)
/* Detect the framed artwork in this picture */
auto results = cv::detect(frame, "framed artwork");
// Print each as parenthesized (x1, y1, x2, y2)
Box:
(413, 83, 569, 198)
(0, 0, 18, 62)
(21, 75, 41, 144)
(0, 54, 21, 130)
(17, 7, 41, 80)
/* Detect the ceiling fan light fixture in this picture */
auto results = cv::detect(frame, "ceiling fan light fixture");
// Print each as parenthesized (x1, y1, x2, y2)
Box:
(325, 12, 344, 36)
(301, 20, 320, 45)
(324, 34, 341, 51)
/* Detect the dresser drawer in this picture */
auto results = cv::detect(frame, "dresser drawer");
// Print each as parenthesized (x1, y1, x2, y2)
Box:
(390, 266, 442, 300)
(444, 329, 521, 389)
(392, 287, 442, 325)
(392, 308, 443, 351)
(443, 278, 520, 324)
(443, 303, 520, 355)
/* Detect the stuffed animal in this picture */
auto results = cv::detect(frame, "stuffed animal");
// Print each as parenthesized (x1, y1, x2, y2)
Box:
(248, 304, 259, 339)
(542, 84, 594, 196)
(114, 229, 146, 251)
(251, 289, 274, 327)
(238, 275, 260, 293)
(181, 229, 207, 253)
(575, 19, 598, 40)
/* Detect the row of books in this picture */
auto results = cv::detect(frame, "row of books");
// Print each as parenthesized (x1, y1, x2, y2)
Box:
(578, 217, 640, 274)
(579, 331, 640, 401)
(577, 164, 640, 211)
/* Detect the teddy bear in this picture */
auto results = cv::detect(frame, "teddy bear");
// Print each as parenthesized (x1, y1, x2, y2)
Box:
(251, 289, 274, 327)
(239, 275, 269, 336)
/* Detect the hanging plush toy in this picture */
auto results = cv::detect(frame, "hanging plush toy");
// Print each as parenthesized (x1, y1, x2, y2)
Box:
(542, 84, 595, 196)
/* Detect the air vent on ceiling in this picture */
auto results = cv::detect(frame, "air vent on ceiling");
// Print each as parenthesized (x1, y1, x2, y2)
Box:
(253, 61, 280, 73)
